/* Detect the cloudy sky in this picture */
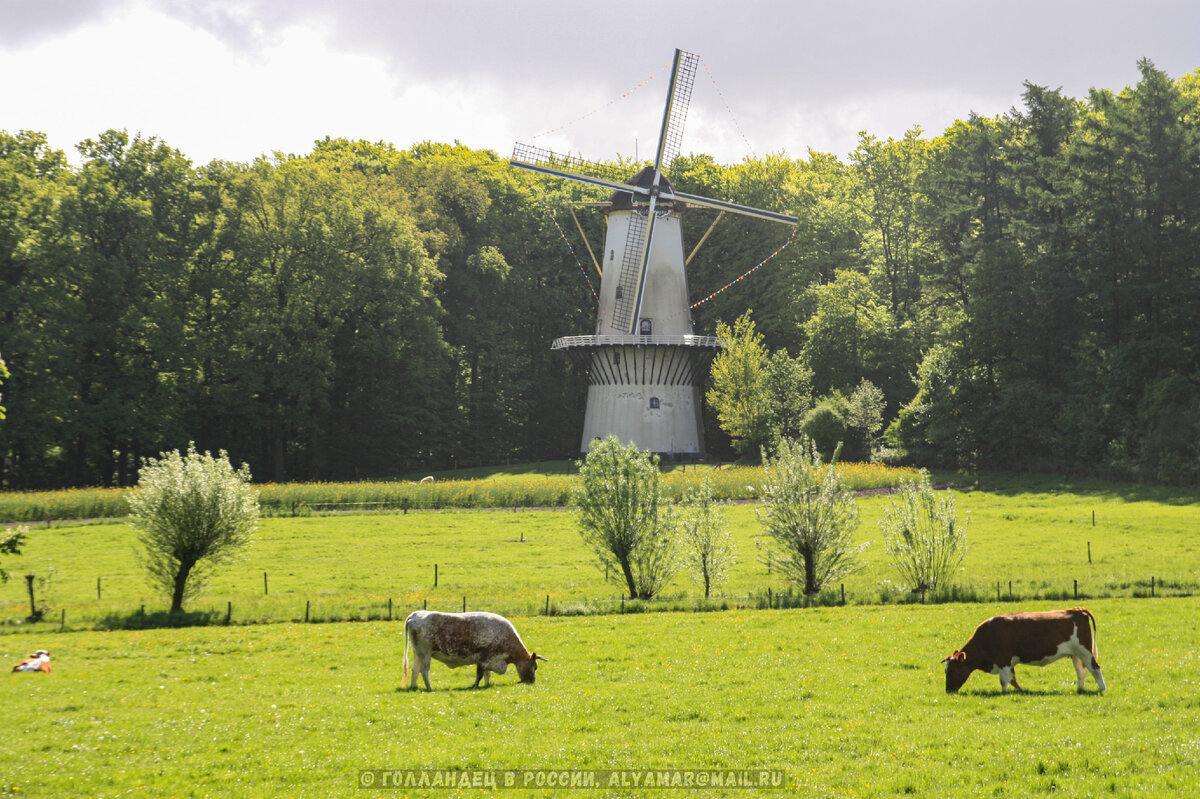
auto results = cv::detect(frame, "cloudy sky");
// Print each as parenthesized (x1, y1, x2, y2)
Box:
(3, 0, 1199, 167)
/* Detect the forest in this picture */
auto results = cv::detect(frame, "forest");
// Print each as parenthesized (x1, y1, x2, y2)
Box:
(1, 59, 1198, 488)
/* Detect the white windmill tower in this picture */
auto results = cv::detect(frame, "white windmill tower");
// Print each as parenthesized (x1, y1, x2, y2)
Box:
(512, 49, 796, 456)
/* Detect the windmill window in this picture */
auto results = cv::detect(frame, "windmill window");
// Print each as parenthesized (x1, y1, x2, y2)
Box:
(640, 319, 653, 335)
(613, 351, 621, 366)
(615, 286, 623, 299)
(649, 397, 660, 409)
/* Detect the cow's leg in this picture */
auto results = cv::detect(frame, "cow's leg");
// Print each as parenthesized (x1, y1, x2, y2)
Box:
(473, 663, 488, 689)
(1009, 668, 1022, 692)
(420, 658, 433, 692)
(1072, 656, 1088, 692)
(998, 665, 1015, 693)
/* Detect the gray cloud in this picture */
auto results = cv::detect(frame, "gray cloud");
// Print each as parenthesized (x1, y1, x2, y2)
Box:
(4, 0, 1199, 163)
(0, 0, 113, 47)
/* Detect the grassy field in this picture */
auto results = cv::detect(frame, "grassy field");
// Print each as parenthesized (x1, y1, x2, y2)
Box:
(0, 462, 916, 522)
(0, 478, 1196, 632)
(2, 597, 1198, 798)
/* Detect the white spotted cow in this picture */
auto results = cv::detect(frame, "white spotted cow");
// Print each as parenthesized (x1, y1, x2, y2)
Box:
(402, 610, 545, 690)
(943, 607, 1107, 694)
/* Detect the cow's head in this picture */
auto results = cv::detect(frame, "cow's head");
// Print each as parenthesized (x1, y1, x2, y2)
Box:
(516, 653, 547, 684)
(943, 651, 972, 693)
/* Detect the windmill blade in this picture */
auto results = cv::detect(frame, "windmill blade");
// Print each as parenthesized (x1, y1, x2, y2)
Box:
(670, 189, 798, 225)
(511, 143, 649, 200)
(652, 49, 700, 174)
(609, 196, 657, 334)
(619, 50, 700, 333)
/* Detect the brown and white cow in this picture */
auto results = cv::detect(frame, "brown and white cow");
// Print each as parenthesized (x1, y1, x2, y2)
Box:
(943, 607, 1107, 694)
(402, 610, 545, 691)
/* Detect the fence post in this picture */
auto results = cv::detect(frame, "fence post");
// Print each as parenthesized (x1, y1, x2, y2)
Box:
(226, 601, 232, 625)
(305, 600, 310, 623)
(1092, 510, 1095, 527)
(767, 587, 773, 609)
(545, 595, 550, 616)
(1151, 576, 1156, 597)
(997, 581, 1001, 602)
(97, 576, 102, 600)
(388, 598, 393, 621)
(59, 608, 65, 631)
(840, 584, 845, 606)
(264, 572, 268, 595)
(462, 596, 466, 613)
(434, 564, 438, 587)
(1087, 541, 1092, 564)
(423, 598, 427, 610)
(1073, 579, 1078, 600)
(1008, 580, 1012, 600)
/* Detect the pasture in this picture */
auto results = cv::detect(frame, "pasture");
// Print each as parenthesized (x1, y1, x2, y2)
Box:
(1, 478, 1197, 631)
(2, 598, 1199, 798)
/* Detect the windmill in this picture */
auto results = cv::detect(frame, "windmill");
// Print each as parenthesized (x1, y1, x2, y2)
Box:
(512, 49, 796, 456)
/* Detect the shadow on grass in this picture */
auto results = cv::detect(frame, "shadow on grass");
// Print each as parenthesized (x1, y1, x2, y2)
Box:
(96, 608, 225, 630)
(943, 470, 1200, 505)
(394, 682, 523, 694)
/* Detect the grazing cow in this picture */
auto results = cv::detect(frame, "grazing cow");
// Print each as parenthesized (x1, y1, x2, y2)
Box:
(402, 610, 545, 690)
(12, 649, 51, 673)
(943, 607, 1106, 694)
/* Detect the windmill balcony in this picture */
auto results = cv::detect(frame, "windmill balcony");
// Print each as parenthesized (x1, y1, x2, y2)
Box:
(551, 334, 721, 350)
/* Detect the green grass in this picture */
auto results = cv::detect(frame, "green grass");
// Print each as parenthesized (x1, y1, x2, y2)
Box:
(1, 479, 1196, 632)
(0, 461, 918, 522)
(2, 598, 1197, 797)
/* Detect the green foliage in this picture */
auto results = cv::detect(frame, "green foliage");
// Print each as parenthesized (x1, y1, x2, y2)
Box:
(799, 396, 848, 461)
(675, 477, 733, 599)
(880, 470, 968, 592)
(0, 523, 24, 582)
(572, 437, 676, 599)
(6, 60, 1200, 486)
(756, 437, 865, 595)
(707, 310, 771, 456)
(126, 445, 259, 612)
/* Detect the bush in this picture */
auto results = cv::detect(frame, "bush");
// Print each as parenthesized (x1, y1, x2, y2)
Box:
(127, 445, 260, 613)
(572, 437, 677, 600)
(675, 477, 733, 599)
(756, 437, 865, 595)
(880, 470, 968, 592)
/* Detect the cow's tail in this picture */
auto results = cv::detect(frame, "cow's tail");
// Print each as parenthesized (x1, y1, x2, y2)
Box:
(402, 615, 411, 687)
(1076, 607, 1099, 659)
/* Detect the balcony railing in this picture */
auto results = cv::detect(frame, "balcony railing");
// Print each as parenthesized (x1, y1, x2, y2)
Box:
(551, 334, 722, 350)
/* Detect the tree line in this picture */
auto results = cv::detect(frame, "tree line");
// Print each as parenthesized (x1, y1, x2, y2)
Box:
(2, 59, 1198, 488)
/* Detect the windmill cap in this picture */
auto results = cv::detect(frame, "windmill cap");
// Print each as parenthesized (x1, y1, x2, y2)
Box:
(609, 166, 681, 212)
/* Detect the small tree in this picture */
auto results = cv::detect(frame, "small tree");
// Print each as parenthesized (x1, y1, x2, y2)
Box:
(1, 524, 25, 582)
(880, 470, 968, 593)
(677, 477, 733, 599)
(757, 436, 865, 595)
(127, 445, 259, 613)
(573, 436, 676, 600)
(707, 311, 771, 457)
